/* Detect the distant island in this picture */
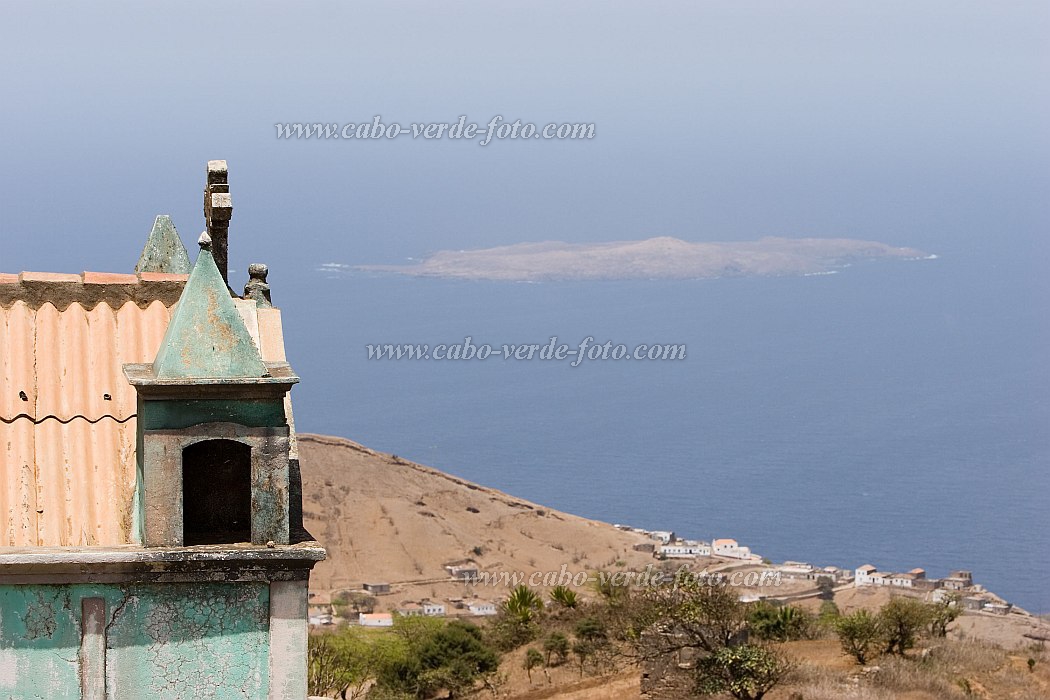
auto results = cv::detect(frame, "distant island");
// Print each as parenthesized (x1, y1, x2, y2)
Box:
(359, 236, 933, 282)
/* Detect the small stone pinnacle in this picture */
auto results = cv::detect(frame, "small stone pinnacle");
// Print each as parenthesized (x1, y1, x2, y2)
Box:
(198, 231, 212, 250)
(244, 263, 273, 308)
(248, 263, 268, 281)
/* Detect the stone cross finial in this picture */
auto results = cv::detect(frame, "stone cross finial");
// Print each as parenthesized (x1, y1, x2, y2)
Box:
(244, 263, 273, 308)
(204, 160, 232, 286)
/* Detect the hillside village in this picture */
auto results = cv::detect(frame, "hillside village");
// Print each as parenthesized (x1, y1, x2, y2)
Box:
(302, 463, 1022, 632)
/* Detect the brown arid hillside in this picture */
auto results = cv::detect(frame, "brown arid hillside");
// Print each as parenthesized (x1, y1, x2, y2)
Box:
(300, 433, 1050, 699)
(299, 433, 659, 603)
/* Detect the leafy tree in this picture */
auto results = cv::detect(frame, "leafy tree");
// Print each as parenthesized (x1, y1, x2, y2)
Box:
(488, 608, 540, 652)
(604, 575, 799, 697)
(816, 576, 836, 601)
(415, 620, 500, 697)
(694, 644, 792, 700)
(309, 627, 409, 699)
(543, 632, 570, 666)
(574, 616, 607, 642)
(308, 631, 357, 697)
(550, 585, 579, 609)
(879, 597, 932, 656)
(391, 614, 445, 653)
(523, 648, 544, 682)
(926, 596, 961, 637)
(350, 592, 378, 614)
(371, 618, 499, 699)
(331, 591, 378, 618)
(639, 576, 748, 656)
(833, 609, 883, 665)
(572, 638, 597, 677)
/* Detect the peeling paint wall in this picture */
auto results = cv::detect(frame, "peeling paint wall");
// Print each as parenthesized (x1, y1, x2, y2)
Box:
(0, 587, 78, 698)
(0, 582, 271, 699)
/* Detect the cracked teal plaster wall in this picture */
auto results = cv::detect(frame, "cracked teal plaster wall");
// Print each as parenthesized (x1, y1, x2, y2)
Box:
(0, 582, 270, 699)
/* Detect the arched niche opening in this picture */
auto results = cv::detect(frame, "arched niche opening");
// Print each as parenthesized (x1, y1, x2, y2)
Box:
(182, 439, 252, 544)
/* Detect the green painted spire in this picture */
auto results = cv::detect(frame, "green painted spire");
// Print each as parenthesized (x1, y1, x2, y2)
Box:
(153, 233, 267, 379)
(135, 215, 191, 274)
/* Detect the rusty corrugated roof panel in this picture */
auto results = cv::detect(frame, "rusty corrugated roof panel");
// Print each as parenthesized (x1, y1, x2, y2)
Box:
(0, 272, 293, 547)
(32, 419, 138, 546)
(0, 419, 35, 546)
(0, 300, 36, 420)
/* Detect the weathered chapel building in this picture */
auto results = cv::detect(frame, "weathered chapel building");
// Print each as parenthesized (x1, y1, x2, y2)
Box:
(0, 161, 325, 698)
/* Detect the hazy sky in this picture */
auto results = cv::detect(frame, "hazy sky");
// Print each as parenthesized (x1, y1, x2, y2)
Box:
(1, 1, 1047, 279)
(3, 2, 1050, 610)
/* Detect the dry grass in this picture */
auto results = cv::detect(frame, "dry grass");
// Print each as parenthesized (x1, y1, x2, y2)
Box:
(772, 637, 1050, 700)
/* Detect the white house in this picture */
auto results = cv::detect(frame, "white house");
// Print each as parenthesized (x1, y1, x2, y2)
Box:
(359, 613, 394, 627)
(857, 565, 927, 588)
(422, 602, 446, 616)
(308, 612, 334, 626)
(869, 571, 891, 586)
(649, 531, 676, 544)
(822, 566, 845, 581)
(468, 601, 497, 616)
(308, 592, 334, 626)
(445, 562, 479, 581)
(854, 564, 878, 586)
(363, 582, 392, 595)
(942, 571, 973, 591)
(983, 602, 1011, 615)
(776, 562, 815, 580)
(659, 541, 711, 558)
(712, 539, 751, 560)
(886, 569, 922, 588)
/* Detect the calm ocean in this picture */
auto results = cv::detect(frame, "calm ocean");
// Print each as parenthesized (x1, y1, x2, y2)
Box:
(285, 243, 1049, 612)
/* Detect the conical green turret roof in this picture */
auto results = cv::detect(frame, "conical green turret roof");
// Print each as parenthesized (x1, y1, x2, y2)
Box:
(153, 233, 267, 379)
(135, 215, 191, 274)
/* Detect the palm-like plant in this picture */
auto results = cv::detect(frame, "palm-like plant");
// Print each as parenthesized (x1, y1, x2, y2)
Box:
(749, 602, 808, 642)
(503, 585, 544, 624)
(549, 585, 579, 609)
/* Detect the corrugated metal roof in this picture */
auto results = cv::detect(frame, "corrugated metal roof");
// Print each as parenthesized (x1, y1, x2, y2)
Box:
(0, 272, 292, 546)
